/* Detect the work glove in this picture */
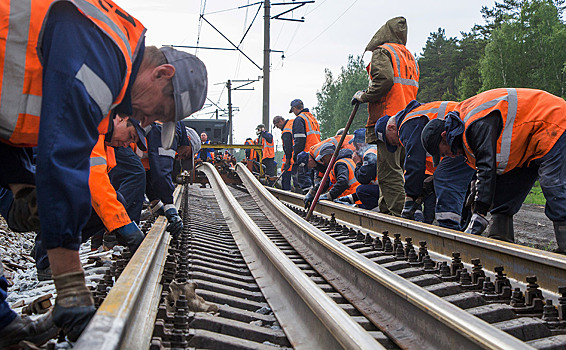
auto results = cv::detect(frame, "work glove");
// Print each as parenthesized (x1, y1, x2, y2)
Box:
(465, 180, 477, 209)
(351, 90, 365, 105)
(165, 207, 183, 238)
(0, 312, 59, 348)
(465, 213, 489, 235)
(303, 191, 315, 209)
(114, 222, 145, 254)
(401, 197, 421, 220)
(335, 194, 355, 205)
(52, 271, 96, 342)
(7, 187, 40, 232)
(319, 193, 332, 201)
(421, 176, 435, 199)
(414, 210, 425, 222)
(149, 201, 165, 217)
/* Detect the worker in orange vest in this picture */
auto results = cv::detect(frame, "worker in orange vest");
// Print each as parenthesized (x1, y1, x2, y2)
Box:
(421, 88, 566, 254)
(351, 17, 419, 217)
(290, 99, 321, 191)
(273, 115, 295, 190)
(256, 124, 275, 178)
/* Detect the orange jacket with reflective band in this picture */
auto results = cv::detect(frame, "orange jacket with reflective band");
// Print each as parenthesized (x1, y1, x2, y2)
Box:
(89, 135, 131, 232)
(296, 111, 321, 151)
(245, 139, 258, 161)
(362, 147, 378, 184)
(329, 157, 360, 197)
(366, 43, 419, 128)
(308, 136, 355, 162)
(0, 0, 146, 147)
(281, 119, 294, 166)
(399, 101, 459, 175)
(260, 135, 274, 159)
(457, 88, 566, 174)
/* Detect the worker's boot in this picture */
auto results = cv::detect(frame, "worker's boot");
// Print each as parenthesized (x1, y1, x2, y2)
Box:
(553, 221, 566, 255)
(487, 214, 514, 243)
(0, 313, 59, 348)
(52, 271, 96, 341)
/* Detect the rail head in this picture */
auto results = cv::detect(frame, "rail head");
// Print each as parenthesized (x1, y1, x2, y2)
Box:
(200, 162, 383, 350)
(238, 164, 536, 350)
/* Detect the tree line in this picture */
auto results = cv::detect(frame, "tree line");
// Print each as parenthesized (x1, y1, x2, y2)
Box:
(314, 0, 566, 138)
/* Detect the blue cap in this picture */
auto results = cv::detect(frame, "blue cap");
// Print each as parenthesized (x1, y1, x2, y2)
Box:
(289, 99, 303, 113)
(350, 128, 366, 144)
(421, 118, 445, 167)
(296, 151, 310, 167)
(129, 118, 147, 151)
(374, 115, 397, 153)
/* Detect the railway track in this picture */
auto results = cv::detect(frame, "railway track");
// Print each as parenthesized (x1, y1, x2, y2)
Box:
(71, 163, 565, 350)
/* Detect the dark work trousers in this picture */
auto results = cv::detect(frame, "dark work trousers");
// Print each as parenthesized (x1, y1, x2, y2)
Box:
(0, 143, 35, 187)
(356, 184, 380, 210)
(281, 168, 296, 191)
(262, 158, 276, 177)
(296, 165, 314, 190)
(108, 146, 146, 224)
(33, 192, 128, 270)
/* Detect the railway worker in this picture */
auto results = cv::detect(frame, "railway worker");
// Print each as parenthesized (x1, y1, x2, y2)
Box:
(145, 122, 197, 239)
(273, 115, 295, 191)
(244, 137, 255, 160)
(256, 124, 276, 178)
(375, 101, 475, 228)
(290, 99, 322, 191)
(0, 0, 208, 341)
(421, 88, 566, 254)
(336, 129, 380, 210)
(351, 16, 419, 217)
(197, 132, 215, 162)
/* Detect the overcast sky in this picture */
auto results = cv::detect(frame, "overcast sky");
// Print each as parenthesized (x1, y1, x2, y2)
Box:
(118, 0, 495, 147)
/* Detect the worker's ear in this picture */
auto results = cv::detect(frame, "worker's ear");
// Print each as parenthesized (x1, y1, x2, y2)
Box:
(153, 64, 175, 80)
(441, 130, 447, 138)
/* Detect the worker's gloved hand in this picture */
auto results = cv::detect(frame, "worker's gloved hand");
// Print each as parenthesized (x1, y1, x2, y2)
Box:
(351, 90, 365, 105)
(401, 197, 421, 220)
(0, 312, 59, 348)
(149, 201, 165, 217)
(52, 271, 96, 342)
(114, 222, 145, 254)
(414, 210, 425, 222)
(421, 176, 435, 198)
(165, 207, 183, 238)
(319, 193, 331, 201)
(303, 191, 315, 209)
(465, 180, 477, 208)
(465, 213, 489, 235)
(335, 194, 354, 205)
(7, 187, 40, 232)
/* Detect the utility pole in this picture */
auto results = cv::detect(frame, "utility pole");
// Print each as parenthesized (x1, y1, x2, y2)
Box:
(227, 80, 233, 144)
(262, 0, 270, 128)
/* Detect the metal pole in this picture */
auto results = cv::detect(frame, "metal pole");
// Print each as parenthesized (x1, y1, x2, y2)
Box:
(227, 80, 233, 144)
(262, 0, 270, 128)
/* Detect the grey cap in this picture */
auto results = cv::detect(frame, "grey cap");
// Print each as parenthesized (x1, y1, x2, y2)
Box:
(316, 142, 336, 162)
(160, 47, 208, 150)
(185, 127, 201, 154)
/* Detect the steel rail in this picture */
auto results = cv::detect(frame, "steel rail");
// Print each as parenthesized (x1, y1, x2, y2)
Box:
(200, 162, 383, 350)
(269, 187, 566, 294)
(74, 187, 180, 349)
(237, 164, 535, 350)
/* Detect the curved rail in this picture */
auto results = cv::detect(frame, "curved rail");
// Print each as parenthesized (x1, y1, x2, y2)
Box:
(200, 162, 382, 349)
(74, 187, 179, 349)
(268, 188, 566, 294)
(237, 164, 534, 350)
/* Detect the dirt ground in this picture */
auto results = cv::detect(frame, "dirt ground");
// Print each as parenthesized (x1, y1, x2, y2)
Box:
(505, 203, 557, 251)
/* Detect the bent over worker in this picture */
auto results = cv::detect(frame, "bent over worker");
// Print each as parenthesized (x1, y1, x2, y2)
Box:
(421, 88, 566, 254)
(0, 0, 207, 342)
(351, 16, 419, 217)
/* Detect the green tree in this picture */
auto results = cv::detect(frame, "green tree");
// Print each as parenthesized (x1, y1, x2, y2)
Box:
(480, 0, 566, 97)
(455, 28, 488, 100)
(314, 55, 369, 138)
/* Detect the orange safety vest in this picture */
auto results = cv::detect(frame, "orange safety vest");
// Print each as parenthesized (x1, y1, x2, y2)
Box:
(89, 135, 131, 232)
(281, 119, 295, 166)
(399, 101, 459, 175)
(362, 147, 379, 184)
(0, 0, 146, 147)
(366, 43, 419, 128)
(296, 111, 321, 151)
(329, 157, 360, 197)
(457, 88, 566, 174)
(260, 135, 274, 159)
(329, 134, 356, 151)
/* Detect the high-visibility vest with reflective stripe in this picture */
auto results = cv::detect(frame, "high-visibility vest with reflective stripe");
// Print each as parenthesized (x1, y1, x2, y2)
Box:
(458, 88, 566, 174)
(281, 119, 294, 167)
(399, 101, 458, 175)
(244, 139, 256, 160)
(296, 111, 321, 151)
(329, 134, 356, 151)
(366, 43, 419, 128)
(89, 135, 131, 232)
(260, 135, 274, 159)
(0, 0, 146, 146)
(329, 157, 360, 197)
(362, 147, 378, 184)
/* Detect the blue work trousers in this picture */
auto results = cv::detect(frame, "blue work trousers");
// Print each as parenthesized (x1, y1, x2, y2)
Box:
(0, 269, 16, 330)
(356, 184, 380, 210)
(491, 131, 566, 222)
(0, 144, 35, 188)
(281, 168, 295, 191)
(108, 147, 146, 224)
(296, 166, 313, 190)
(434, 156, 476, 230)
